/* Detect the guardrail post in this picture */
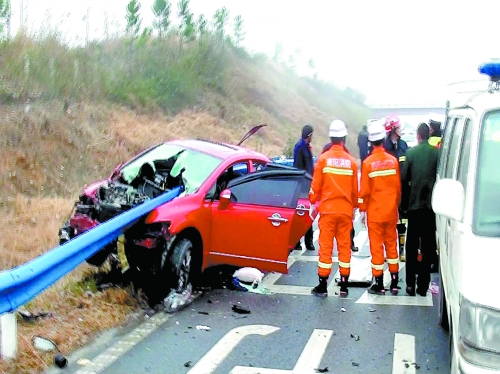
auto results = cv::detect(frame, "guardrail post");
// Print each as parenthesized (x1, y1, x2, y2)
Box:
(0, 312, 17, 359)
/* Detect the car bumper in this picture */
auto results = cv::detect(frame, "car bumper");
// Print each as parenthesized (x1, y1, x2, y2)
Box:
(457, 352, 500, 374)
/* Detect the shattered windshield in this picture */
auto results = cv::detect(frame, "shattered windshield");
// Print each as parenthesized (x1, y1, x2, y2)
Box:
(120, 143, 223, 194)
(474, 110, 500, 237)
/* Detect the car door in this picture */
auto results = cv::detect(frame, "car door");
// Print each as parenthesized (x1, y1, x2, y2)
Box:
(208, 170, 315, 273)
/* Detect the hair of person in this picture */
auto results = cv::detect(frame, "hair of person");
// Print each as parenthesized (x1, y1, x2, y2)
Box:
(362, 125, 368, 131)
(329, 137, 345, 144)
(417, 123, 430, 140)
(429, 120, 442, 137)
(371, 139, 384, 147)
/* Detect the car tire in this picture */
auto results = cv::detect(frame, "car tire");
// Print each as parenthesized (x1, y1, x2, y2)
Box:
(438, 270, 450, 331)
(169, 238, 195, 293)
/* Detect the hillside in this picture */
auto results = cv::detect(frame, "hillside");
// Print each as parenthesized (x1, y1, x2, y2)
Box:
(0, 31, 371, 373)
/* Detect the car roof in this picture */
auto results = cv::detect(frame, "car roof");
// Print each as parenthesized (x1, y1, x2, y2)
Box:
(169, 139, 269, 160)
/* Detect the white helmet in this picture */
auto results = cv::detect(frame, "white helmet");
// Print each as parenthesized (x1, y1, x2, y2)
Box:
(368, 120, 386, 142)
(329, 119, 348, 138)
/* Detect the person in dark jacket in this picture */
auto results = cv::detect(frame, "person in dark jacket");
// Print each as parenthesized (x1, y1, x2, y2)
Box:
(401, 123, 439, 297)
(357, 125, 370, 161)
(293, 124, 315, 251)
(383, 115, 409, 261)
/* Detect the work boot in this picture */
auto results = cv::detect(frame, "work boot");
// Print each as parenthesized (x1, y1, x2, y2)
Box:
(390, 273, 400, 295)
(339, 275, 349, 298)
(351, 244, 359, 252)
(312, 276, 328, 297)
(306, 240, 315, 251)
(368, 275, 385, 295)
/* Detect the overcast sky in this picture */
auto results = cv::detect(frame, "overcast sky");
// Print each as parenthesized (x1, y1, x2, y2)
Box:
(8, 0, 497, 106)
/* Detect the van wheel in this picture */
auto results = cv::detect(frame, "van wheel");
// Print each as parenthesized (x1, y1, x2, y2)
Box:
(438, 271, 450, 331)
(169, 238, 194, 292)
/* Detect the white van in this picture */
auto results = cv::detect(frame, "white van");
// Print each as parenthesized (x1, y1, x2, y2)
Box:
(432, 61, 500, 373)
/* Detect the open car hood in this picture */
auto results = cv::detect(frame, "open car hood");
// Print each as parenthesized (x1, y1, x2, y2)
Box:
(237, 124, 267, 146)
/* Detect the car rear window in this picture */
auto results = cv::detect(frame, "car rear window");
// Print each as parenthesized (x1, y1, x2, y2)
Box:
(473, 110, 500, 237)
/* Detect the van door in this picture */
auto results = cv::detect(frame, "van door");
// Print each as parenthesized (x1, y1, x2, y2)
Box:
(439, 117, 465, 296)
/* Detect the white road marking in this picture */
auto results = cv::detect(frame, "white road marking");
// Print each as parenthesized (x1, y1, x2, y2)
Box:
(74, 312, 173, 374)
(230, 329, 333, 374)
(353, 229, 369, 250)
(293, 329, 333, 372)
(187, 325, 279, 374)
(392, 333, 416, 374)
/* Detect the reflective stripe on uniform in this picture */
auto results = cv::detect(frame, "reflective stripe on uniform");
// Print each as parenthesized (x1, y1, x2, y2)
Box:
(399, 156, 406, 162)
(386, 258, 399, 265)
(358, 198, 364, 204)
(322, 167, 354, 176)
(338, 260, 351, 268)
(371, 263, 384, 270)
(318, 261, 333, 269)
(368, 169, 397, 178)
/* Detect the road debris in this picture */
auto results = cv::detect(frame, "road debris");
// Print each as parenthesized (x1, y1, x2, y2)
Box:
(164, 284, 194, 313)
(232, 305, 251, 314)
(184, 361, 193, 367)
(17, 310, 53, 322)
(233, 267, 264, 284)
(195, 325, 211, 331)
(198, 311, 209, 315)
(368, 308, 376, 312)
(341, 307, 346, 312)
(351, 362, 360, 367)
(350, 333, 360, 341)
(77, 358, 92, 366)
(314, 367, 329, 373)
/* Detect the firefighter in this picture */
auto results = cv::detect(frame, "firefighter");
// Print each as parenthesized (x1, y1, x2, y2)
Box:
(309, 119, 358, 298)
(383, 115, 409, 262)
(359, 120, 401, 295)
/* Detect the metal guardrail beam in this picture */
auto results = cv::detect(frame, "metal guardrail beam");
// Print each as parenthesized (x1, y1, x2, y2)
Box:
(0, 186, 183, 315)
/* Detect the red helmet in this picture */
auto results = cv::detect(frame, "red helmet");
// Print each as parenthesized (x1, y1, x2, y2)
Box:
(385, 115, 401, 133)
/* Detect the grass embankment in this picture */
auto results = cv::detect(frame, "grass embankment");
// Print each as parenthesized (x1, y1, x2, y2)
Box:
(0, 29, 371, 373)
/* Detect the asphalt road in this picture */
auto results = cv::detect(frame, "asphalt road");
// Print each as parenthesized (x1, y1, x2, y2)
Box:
(47, 216, 451, 374)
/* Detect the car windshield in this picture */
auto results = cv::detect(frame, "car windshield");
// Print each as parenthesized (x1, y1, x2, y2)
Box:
(120, 143, 223, 194)
(474, 109, 500, 237)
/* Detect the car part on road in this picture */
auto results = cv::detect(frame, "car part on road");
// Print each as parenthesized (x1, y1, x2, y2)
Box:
(32, 336, 68, 369)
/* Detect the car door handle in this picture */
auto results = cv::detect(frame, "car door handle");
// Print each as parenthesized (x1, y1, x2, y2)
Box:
(268, 216, 289, 223)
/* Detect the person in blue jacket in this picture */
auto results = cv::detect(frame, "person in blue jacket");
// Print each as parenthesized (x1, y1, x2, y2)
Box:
(357, 125, 370, 162)
(293, 124, 315, 251)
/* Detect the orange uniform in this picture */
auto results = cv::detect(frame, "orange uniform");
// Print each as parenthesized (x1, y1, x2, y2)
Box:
(359, 146, 401, 277)
(309, 145, 358, 278)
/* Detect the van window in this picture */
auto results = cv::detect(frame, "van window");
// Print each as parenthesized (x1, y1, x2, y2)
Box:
(457, 119, 473, 192)
(444, 118, 464, 179)
(438, 117, 457, 177)
(473, 110, 500, 237)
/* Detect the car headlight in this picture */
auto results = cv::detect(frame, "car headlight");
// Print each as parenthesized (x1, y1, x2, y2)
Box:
(459, 296, 500, 368)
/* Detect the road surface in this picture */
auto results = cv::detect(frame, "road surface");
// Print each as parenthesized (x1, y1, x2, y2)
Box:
(47, 215, 450, 374)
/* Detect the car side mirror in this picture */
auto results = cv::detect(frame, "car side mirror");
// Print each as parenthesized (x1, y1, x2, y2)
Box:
(432, 178, 464, 222)
(219, 188, 232, 209)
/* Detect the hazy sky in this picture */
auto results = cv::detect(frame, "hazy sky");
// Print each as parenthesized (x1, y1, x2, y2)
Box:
(8, 0, 497, 106)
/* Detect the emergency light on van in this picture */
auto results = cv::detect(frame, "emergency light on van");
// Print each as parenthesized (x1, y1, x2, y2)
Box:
(479, 60, 500, 81)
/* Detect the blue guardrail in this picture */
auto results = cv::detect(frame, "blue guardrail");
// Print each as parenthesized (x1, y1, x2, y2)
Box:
(0, 186, 183, 315)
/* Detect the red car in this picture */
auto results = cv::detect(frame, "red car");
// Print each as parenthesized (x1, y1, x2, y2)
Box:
(59, 128, 316, 305)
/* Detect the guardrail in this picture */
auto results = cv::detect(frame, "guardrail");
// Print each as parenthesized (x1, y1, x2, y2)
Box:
(0, 186, 183, 359)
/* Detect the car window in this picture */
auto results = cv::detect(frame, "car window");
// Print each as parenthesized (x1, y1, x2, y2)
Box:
(438, 116, 456, 177)
(457, 119, 473, 192)
(473, 110, 500, 237)
(229, 176, 300, 208)
(444, 118, 464, 179)
(206, 162, 251, 201)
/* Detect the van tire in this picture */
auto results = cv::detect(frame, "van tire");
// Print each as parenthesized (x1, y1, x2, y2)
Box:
(438, 271, 450, 331)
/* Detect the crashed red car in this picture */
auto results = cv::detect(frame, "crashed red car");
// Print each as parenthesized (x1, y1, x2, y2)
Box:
(59, 126, 316, 306)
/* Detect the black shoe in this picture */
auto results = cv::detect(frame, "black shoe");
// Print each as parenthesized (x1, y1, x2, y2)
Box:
(368, 275, 385, 295)
(312, 277, 328, 297)
(306, 243, 315, 251)
(351, 245, 359, 252)
(416, 288, 427, 297)
(339, 275, 349, 298)
(406, 286, 416, 296)
(390, 273, 399, 295)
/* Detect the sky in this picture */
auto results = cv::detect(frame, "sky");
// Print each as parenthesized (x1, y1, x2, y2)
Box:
(7, 0, 498, 106)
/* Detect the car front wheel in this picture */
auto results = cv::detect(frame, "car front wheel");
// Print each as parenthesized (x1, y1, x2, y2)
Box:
(169, 238, 194, 292)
